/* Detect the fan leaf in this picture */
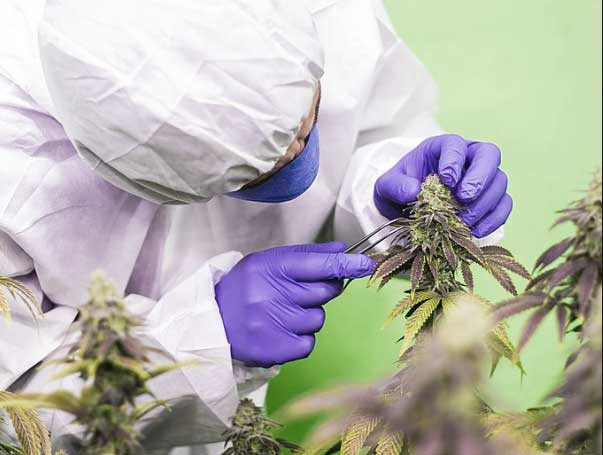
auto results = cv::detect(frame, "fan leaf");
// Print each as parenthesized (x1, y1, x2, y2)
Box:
(341, 413, 380, 455)
(486, 255, 531, 280)
(547, 258, 588, 289)
(534, 238, 573, 270)
(410, 254, 426, 295)
(493, 293, 547, 321)
(461, 263, 474, 292)
(384, 292, 436, 326)
(555, 305, 568, 342)
(399, 297, 441, 356)
(517, 303, 555, 353)
(375, 431, 404, 455)
(481, 245, 514, 257)
(489, 264, 518, 295)
(442, 238, 458, 269)
(451, 235, 487, 267)
(577, 263, 599, 312)
(371, 250, 414, 287)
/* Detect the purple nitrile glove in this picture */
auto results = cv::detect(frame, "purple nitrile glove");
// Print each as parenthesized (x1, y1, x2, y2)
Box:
(215, 242, 375, 368)
(374, 134, 513, 238)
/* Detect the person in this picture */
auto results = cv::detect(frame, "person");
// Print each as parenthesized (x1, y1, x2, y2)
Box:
(0, 0, 512, 453)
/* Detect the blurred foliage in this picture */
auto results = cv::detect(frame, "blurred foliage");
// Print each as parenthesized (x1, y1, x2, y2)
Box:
(280, 172, 602, 455)
(3, 273, 186, 455)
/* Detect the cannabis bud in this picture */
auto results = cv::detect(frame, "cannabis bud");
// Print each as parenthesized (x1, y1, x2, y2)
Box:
(223, 399, 302, 455)
(5, 273, 183, 455)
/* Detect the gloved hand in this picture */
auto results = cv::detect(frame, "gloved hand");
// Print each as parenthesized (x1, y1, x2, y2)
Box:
(374, 134, 513, 238)
(215, 242, 375, 368)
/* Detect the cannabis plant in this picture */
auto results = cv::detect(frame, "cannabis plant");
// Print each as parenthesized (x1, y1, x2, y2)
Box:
(0, 276, 39, 322)
(494, 169, 602, 349)
(539, 289, 602, 454)
(284, 175, 530, 455)
(288, 302, 532, 455)
(222, 399, 303, 455)
(0, 268, 50, 455)
(0, 392, 51, 455)
(368, 175, 527, 366)
(5, 273, 183, 455)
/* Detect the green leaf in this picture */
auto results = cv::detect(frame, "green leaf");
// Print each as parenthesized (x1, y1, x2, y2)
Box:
(0, 391, 83, 417)
(0, 392, 52, 455)
(341, 414, 380, 455)
(488, 324, 524, 373)
(400, 297, 441, 356)
(375, 431, 403, 455)
(384, 291, 435, 326)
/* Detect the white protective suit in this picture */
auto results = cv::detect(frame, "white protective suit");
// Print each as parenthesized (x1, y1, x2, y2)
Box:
(0, 0, 501, 453)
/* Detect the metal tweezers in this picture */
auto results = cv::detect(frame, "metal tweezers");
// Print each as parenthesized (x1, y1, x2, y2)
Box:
(342, 216, 410, 290)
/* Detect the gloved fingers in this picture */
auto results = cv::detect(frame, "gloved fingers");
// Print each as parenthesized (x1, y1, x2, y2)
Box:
(459, 170, 508, 227)
(374, 169, 422, 219)
(427, 134, 468, 188)
(292, 334, 316, 361)
(242, 330, 311, 368)
(292, 280, 343, 308)
(283, 252, 375, 281)
(456, 142, 502, 203)
(289, 308, 326, 335)
(284, 242, 347, 254)
(473, 194, 513, 238)
(262, 332, 316, 366)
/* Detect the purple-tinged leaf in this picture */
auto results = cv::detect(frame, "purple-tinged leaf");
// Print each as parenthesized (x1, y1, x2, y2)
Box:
(442, 238, 458, 269)
(487, 255, 531, 280)
(451, 235, 487, 267)
(526, 269, 555, 291)
(489, 264, 518, 295)
(552, 213, 579, 227)
(518, 303, 555, 352)
(371, 250, 414, 286)
(410, 254, 425, 294)
(427, 257, 439, 282)
(481, 245, 514, 257)
(555, 305, 568, 342)
(577, 263, 599, 313)
(461, 263, 474, 292)
(493, 293, 547, 321)
(535, 238, 573, 270)
(548, 258, 589, 289)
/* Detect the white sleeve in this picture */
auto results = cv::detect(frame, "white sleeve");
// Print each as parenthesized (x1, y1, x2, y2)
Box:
(334, 0, 503, 247)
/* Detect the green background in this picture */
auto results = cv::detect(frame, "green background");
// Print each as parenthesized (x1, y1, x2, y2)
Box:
(267, 0, 602, 445)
